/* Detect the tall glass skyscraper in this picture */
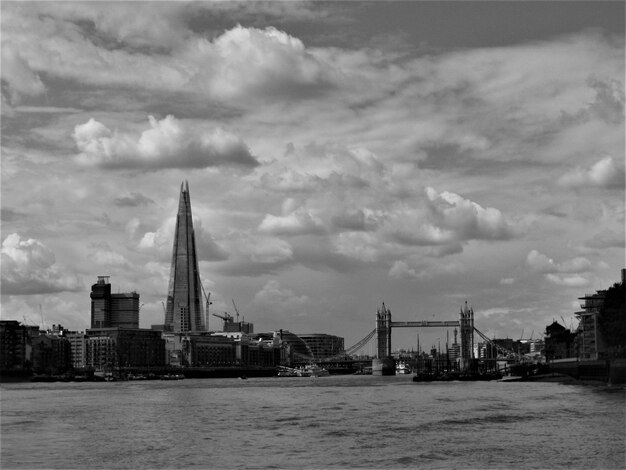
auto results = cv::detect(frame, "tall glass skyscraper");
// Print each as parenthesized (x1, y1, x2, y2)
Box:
(164, 181, 205, 332)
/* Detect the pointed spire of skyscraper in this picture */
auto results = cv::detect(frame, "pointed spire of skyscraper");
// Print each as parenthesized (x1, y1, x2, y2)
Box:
(164, 180, 205, 332)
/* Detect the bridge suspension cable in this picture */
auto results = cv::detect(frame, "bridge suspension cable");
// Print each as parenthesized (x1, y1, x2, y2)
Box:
(344, 329, 376, 356)
(473, 326, 525, 362)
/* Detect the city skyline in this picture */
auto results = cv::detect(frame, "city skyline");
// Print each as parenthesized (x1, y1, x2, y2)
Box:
(1, 1, 624, 349)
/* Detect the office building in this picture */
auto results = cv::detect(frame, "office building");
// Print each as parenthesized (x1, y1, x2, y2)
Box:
(164, 181, 205, 332)
(90, 276, 139, 329)
(298, 333, 344, 360)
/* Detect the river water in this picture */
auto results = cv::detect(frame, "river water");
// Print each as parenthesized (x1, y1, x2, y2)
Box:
(1, 375, 624, 469)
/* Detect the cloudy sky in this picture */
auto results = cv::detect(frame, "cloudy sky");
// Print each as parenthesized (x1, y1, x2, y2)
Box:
(1, 1, 624, 351)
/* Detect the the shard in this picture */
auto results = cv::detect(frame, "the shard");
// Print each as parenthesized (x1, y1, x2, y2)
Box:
(164, 181, 205, 332)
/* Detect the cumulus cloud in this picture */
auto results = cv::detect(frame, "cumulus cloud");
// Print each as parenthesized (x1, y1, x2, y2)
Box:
(1, 233, 82, 295)
(525, 250, 592, 274)
(205, 25, 336, 100)
(525, 249, 593, 287)
(425, 187, 516, 240)
(559, 156, 625, 189)
(386, 188, 517, 253)
(73, 115, 259, 170)
(3, 4, 337, 106)
(258, 206, 325, 236)
(333, 232, 382, 263)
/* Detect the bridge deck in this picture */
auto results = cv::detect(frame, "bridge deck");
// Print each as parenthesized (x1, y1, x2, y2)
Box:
(390, 321, 460, 328)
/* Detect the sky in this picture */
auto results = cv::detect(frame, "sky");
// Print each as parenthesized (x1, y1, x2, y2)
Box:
(1, 1, 624, 352)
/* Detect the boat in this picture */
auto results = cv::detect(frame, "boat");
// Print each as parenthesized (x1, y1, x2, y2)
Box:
(302, 364, 330, 377)
(159, 373, 185, 380)
(396, 362, 411, 375)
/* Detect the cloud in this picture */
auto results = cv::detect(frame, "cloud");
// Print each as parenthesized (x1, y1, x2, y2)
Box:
(331, 210, 378, 232)
(387, 188, 518, 251)
(525, 249, 592, 274)
(525, 249, 594, 287)
(388, 259, 465, 281)
(246, 238, 294, 264)
(1, 208, 26, 222)
(333, 232, 382, 263)
(1, 233, 82, 295)
(425, 187, 517, 240)
(205, 25, 336, 100)
(584, 229, 625, 249)
(252, 279, 311, 321)
(88, 250, 132, 269)
(3, 5, 337, 106)
(545, 273, 590, 288)
(258, 206, 326, 236)
(114, 192, 155, 207)
(1, 42, 46, 105)
(73, 115, 259, 170)
(559, 156, 625, 189)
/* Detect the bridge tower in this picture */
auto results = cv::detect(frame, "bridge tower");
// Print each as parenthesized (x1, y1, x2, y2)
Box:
(376, 302, 392, 358)
(373, 303, 395, 375)
(459, 301, 475, 369)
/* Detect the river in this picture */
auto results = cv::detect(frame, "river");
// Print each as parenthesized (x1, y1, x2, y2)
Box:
(1, 375, 624, 469)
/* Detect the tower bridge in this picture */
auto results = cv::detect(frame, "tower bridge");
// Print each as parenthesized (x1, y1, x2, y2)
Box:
(373, 301, 475, 375)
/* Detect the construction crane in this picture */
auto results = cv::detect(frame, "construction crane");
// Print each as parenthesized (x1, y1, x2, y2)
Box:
(201, 285, 212, 331)
(232, 299, 240, 323)
(212, 312, 234, 331)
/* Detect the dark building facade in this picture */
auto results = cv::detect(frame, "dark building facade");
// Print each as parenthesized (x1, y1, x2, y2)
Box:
(544, 321, 576, 360)
(164, 181, 205, 332)
(85, 328, 165, 370)
(31, 333, 72, 375)
(298, 334, 344, 360)
(90, 276, 140, 329)
(0, 320, 30, 372)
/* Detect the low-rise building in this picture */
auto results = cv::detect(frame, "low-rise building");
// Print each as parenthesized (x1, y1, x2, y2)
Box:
(30, 333, 72, 375)
(544, 321, 576, 360)
(85, 328, 165, 371)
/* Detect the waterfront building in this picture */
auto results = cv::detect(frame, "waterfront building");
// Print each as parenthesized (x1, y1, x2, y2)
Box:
(90, 276, 140, 329)
(275, 330, 313, 364)
(164, 181, 205, 332)
(163, 331, 280, 368)
(30, 333, 72, 375)
(298, 333, 344, 360)
(65, 332, 87, 369)
(0, 320, 31, 372)
(575, 290, 607, 360)
(85, 328, 165, 371)
(85, 335, 117, 372)
(544, 321, 576, 360)
(163, 332, 235, 367)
